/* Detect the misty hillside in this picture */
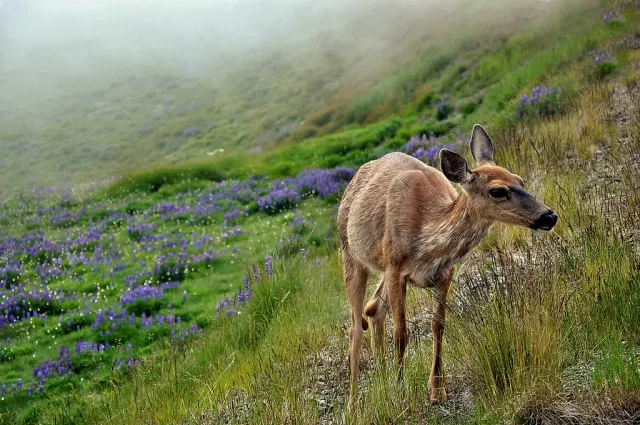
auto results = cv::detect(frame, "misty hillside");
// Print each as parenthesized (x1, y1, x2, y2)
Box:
(3, 0, 558, 192)
(0, 0, 639, 424)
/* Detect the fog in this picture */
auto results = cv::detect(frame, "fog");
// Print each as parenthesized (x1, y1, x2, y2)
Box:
(1, 0, 440, 93)
(0, 0, 557, 191)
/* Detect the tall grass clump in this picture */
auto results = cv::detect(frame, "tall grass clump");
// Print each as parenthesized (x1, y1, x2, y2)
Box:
(448, 247, 568, 404)
(447, 78, 640, 419)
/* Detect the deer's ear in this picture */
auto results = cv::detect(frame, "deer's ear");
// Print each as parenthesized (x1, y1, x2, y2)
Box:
(440, 149, 471, 184)
(470, 124, 495, 166)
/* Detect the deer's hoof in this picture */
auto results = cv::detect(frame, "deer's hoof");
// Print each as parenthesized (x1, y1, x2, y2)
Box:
(429, 387, 447, 405)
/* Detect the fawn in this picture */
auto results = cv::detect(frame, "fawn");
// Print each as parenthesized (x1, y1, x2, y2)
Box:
(337, 124, 557, 407)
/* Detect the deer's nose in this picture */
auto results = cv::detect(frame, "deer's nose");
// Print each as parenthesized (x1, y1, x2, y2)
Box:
(535, 211, 558, 230)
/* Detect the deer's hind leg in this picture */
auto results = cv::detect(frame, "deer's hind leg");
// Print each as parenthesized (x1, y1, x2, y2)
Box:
(386, 267, 408, 374)
(342, 250, 369, 409)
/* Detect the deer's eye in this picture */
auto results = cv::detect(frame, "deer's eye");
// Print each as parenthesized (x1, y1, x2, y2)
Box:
(489, 188, 509, 199)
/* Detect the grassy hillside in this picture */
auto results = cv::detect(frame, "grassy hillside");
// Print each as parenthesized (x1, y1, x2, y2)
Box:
(1, 0, 590, 192)
(0, 0, 639, 424)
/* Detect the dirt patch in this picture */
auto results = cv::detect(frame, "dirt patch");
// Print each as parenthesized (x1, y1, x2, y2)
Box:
(302, 334, 351, 425)
(517, 392, 640, 425)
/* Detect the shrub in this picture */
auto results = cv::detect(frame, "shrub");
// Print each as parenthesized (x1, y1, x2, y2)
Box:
(603, 11, 622, 25)
(123, 201, 152, 215)
(459, 100, 478, 115)
(291, 125, 318, 141)
(108, 163, 225, 195)
(0, 344, 33, 363)
(594, 53, 618, 79)
(417, 92, 438, 110)
(435, 101, 455, 120)
(516, 86, 563, 120)
(309, 107, 335, 127)
(56, 314, 94, 335)
(124, 299, 165, 316)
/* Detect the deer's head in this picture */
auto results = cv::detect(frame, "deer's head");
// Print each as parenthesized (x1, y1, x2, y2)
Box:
(440, 125, 558, 231)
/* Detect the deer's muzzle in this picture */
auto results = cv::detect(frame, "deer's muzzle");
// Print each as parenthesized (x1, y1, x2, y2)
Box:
(531, 210, 558, 231)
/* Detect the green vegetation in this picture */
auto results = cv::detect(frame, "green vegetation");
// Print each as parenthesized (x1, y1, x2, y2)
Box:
(0, 0, 639, 423)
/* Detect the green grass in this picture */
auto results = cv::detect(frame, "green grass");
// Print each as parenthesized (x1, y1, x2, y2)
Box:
(1, 0, 640, 423)
(0, 190, 337, 423)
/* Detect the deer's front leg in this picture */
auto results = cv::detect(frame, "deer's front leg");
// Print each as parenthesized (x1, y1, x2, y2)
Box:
(429, 270, 451, 405)
(386, 268, 407, 374)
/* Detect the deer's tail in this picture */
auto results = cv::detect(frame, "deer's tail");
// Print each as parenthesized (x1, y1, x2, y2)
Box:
(361, 316, 369, 331)
(363, 278, 386, 326)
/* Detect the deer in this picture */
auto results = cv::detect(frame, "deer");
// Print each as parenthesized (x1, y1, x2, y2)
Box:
(337, 124, 558, 408)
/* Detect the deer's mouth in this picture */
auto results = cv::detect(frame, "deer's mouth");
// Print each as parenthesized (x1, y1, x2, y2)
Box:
(530, 211, 558, 232)
(529, 223, 554, 232)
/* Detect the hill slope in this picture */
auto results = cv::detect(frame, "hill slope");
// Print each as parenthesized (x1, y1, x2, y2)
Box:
(0, 0, 639, 424)
(2, 0, 581, 192)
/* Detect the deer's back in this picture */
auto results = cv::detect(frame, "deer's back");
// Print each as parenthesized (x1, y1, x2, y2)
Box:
(338, 152, 457, 271)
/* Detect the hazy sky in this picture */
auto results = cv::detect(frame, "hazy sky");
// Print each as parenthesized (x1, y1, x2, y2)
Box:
(0, 0, 450, 104)
(0, 0, 562, 190)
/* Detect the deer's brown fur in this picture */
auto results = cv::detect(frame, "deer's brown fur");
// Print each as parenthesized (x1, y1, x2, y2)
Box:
(337, 124, 557, 408)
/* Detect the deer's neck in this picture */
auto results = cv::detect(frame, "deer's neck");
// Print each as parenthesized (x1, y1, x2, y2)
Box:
(419, 192, 491, 263)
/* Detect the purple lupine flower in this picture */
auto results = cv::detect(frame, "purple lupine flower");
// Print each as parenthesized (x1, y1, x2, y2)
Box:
(603, 10, 622, 24)
(265, 255, 273, 279)
(121, 285, 164, 305)
(594, 52, 615, 66)
(252, 264, 260, 282)
(517, 86, 560, 118)
(182, 126, 202, 137)
(257, 188, 301, 213)
(401, 134, 456, 163)
(519, 87, 559, 105)
(223, 209, 240, 223)
(292, 168, 354, 199)
(216, 298, 227, 316)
